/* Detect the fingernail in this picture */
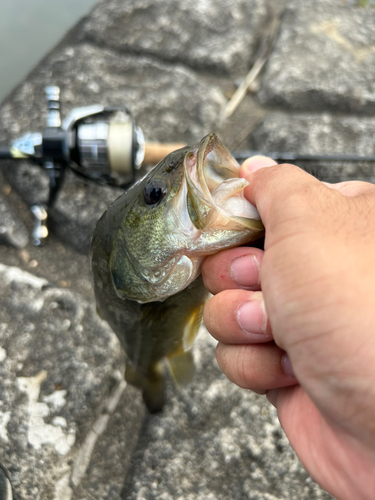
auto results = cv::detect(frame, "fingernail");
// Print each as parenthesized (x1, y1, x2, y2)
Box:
(242, 155, 277, 173)
(231, 255, 261, 288)
(281, 353, 295, 378)
(236, 294, 269, 335)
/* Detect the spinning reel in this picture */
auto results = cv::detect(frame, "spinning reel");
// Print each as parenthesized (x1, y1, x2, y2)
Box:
(1, 86, 375, 245)
(0, 86, 183, 244)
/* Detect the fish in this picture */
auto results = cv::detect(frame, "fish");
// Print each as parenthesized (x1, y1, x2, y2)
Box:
(90, 133, 264, 412)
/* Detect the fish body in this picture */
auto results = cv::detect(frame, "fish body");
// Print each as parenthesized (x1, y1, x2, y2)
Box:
(91, 134, 263, 411)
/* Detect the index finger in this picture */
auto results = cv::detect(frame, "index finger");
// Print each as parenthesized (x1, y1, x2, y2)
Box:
(202, 246, 264, 295)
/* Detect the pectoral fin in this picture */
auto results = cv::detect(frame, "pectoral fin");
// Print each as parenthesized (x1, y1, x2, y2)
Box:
(166, 304, 204, 387)
(182, 304, 205, 350)
(167, 350, 195, 387)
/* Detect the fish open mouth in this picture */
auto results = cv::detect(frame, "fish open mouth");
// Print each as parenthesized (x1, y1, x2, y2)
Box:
(184, 133, 263, 231)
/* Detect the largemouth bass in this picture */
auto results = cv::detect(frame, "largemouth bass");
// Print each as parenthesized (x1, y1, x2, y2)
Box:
(91, 134, 263, 411)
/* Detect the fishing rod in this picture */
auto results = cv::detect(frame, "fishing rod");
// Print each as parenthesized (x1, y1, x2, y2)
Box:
(1, 86, 375, 244)
(232, 151, 375, 164)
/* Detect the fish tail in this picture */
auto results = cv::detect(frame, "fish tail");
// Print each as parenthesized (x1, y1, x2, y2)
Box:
(125, 362, 165, 413)
(142, 374, 165, 413)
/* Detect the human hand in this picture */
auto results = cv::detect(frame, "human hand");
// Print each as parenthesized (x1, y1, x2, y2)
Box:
(202, 157, 375, 500)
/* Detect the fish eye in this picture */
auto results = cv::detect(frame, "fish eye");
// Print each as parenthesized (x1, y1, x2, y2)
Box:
(143, 180, 167, 205)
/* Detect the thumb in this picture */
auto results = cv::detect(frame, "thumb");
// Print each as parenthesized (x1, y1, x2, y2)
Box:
(239, 156, 326, 235)
(241, 155, 278, 172)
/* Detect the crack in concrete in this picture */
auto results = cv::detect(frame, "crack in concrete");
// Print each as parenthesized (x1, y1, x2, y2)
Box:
(77, 37, 243, 78)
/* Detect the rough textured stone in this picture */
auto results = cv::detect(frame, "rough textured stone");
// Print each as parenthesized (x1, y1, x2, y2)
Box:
(80, 0, 269, 77)
(244, 112, 375, 182)
(0, 190, 28, 249)
(0, 263, 142, 500)
(257, 1, 375, 113)
(0, 44, 226, 146)
(0, 230, 95, 302)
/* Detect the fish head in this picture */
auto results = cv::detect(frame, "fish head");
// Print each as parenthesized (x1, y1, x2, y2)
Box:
(102, 133, 264, 303)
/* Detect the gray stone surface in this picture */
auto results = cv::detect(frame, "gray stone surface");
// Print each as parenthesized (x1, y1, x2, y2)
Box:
(120, 331, 328, 500)
(79, 0, 269, 77)
(257, 0, 375, 113)
(0, 263, 134, 499)
(244, 112, 375, 182)
(2, 0, 375, 498)
(0, 190, 28, 249)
